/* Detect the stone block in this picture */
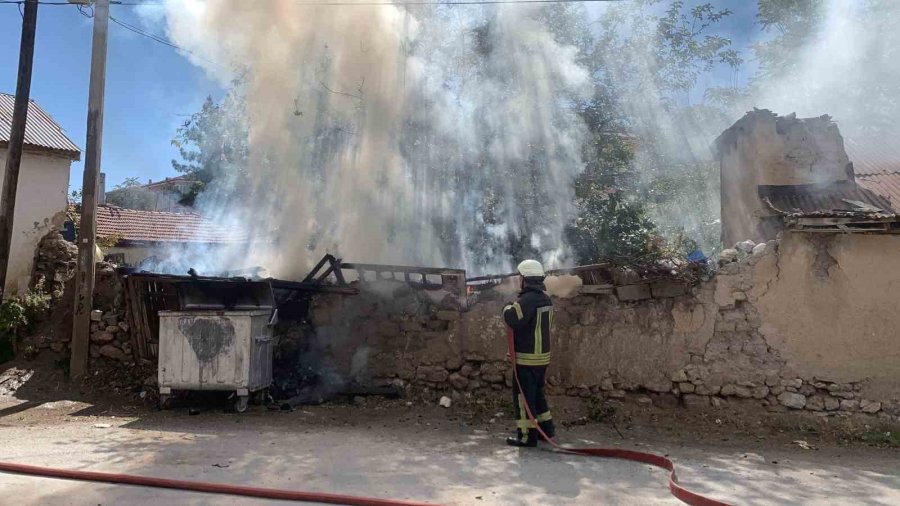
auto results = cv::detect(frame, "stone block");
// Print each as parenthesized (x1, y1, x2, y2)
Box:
(824, 396, 840, 411)
(90, 310, 103, 322)
(91, 332, 115, 343)
(840, 399, 859, 412)
(615, 284, 651, 302)
(416, 366, 449, 383)
(777, 392, 807, 409)
(695, 384, 720, 396)
(805, 395, 825, 411)
(99, 345, 128, 362)
(671, 370, 689, 383)
(751, 386, 770, 399)
(448, 373, 468, 390)
(679, 382, 696, 394)
(105, 326, 120, 334)
(860, 400, 882, 414)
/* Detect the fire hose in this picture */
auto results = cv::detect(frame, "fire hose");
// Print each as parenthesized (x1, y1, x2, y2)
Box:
(0, 330, 731, 506)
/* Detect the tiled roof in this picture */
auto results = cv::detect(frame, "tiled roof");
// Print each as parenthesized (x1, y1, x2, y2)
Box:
(841, 137, 900, 209)
(96, 205, 244, 244)
(844, 137, 900, 175)
(856, 171, 900, 210)
(0, 93, 80, 160)
(760, 181, 899, 218)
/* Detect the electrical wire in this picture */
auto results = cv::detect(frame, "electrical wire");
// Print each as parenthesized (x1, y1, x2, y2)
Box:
(113, 0, 624, 5)
(108, 14, 226, 68)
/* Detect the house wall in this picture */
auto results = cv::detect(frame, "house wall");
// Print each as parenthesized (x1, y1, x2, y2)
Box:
(755, 233, 900, 399)
(0, 150, 71, 295)
(716, 111, 852, 247)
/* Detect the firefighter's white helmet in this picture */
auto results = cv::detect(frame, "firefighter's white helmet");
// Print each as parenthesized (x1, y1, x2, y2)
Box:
(516, 259, 545, 277)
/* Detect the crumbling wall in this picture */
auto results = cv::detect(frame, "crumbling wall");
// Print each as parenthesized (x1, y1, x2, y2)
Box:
(716, 110, 852, 246)
(307, 236, 899, 421)
(755, 233, 900, 401)
(25, 230, 135, 366)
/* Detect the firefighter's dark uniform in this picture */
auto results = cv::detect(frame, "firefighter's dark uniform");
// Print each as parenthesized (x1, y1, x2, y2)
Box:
(502, 277, 556, 445)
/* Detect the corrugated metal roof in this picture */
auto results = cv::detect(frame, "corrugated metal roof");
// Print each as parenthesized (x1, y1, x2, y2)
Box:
(760, 181, 898, 217)
(96, 205, 245, 244)
(0, 92, 81, 160)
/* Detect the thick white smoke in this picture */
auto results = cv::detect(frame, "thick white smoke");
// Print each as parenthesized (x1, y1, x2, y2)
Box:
(751, 0, 900, 146)
(147, 1, 590, 278)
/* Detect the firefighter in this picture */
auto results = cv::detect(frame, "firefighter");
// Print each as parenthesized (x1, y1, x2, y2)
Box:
(502, 259, 556, 447)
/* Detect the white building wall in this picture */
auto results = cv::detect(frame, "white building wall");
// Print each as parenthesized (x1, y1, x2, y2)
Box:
(0, 150, 72, 295)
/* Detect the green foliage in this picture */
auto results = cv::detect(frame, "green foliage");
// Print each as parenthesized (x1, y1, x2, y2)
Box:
(754, 0, 824, 81)
(566, 133, 656, 264)
(171, 93, 249, 197)
(564, 1, 738, 264)
(0, 279, 52, 362)
(106, 177, 158, 211)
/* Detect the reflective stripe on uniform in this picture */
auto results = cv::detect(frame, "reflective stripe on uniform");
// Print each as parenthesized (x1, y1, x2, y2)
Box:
(516, 394, 533, 429)
(515, 352, 551, 366)
(512, 302, 523, 319)
(535, 411, 552, 423)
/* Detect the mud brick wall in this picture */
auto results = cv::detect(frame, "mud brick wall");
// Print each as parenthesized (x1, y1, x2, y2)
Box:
(310, 236, 900, 421)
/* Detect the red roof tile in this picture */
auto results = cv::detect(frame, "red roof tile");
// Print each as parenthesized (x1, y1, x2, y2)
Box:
(856, 172, 900, 211)
(843, 138, 900, 208)
(0, 92, 80, 160)
(96, 205, 244, 244)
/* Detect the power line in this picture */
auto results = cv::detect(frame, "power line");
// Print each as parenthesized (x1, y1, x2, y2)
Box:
(0, 1, 72, 5)
(112, 0, 624, 5)
(108, 14, 226, 67)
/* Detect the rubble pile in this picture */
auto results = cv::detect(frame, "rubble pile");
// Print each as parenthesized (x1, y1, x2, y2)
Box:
(22, 231, 138, 381)
(31, 230, 77, 298)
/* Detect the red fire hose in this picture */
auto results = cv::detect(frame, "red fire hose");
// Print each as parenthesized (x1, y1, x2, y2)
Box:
(0, 330, 731, 506)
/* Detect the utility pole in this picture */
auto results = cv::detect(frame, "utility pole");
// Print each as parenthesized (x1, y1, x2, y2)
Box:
(0, 0, 39, 299)
(71, 0, 110, 378)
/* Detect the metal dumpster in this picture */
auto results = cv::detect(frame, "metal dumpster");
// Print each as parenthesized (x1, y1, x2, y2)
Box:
(157, 279, 276, 412)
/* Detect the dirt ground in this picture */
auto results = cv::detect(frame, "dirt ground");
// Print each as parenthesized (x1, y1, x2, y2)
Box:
(1, 358, 898, 505)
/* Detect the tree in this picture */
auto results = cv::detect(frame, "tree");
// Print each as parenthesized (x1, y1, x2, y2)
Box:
(171, 92, 249, 205)
(565, 0, 740, 263)
(105, 177, 157, 211)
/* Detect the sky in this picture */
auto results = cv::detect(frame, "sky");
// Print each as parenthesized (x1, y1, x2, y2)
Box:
(0, 1, 222, 192)
(0, 0, 761, 193)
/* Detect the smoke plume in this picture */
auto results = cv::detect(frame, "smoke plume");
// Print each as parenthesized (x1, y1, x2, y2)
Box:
(149, 1, 590, 277)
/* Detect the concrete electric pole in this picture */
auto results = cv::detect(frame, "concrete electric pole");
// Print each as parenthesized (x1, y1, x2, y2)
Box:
(0, 0, 39, 299)
(71, 0, 110, 378)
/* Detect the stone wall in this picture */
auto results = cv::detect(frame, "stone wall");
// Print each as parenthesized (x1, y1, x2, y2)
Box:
(308, 235, 899, 421)
(25, 230, 135, 367)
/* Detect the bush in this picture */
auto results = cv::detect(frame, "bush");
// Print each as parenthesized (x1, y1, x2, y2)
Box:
(0, 279, 52, 362)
